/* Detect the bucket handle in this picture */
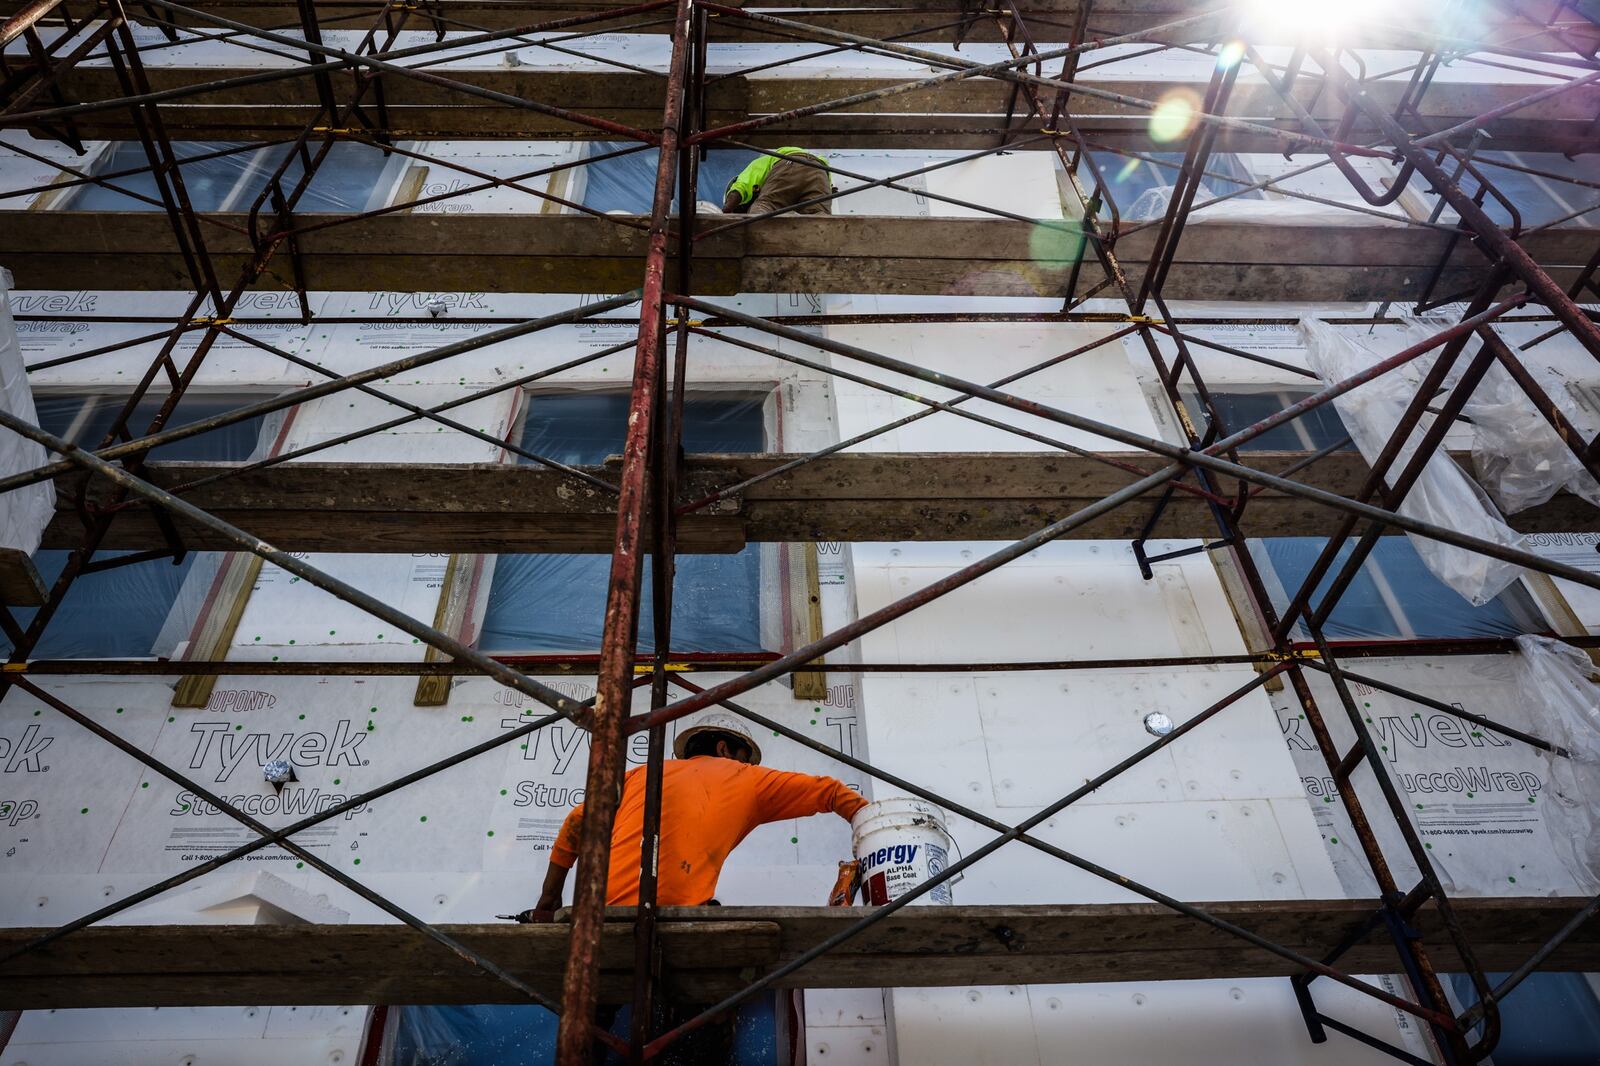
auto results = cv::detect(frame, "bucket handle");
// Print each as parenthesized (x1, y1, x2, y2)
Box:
(941, 831, 966, 886)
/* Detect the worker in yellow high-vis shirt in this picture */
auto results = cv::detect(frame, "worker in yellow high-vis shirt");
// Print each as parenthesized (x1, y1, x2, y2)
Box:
(720, 146, 833, 216)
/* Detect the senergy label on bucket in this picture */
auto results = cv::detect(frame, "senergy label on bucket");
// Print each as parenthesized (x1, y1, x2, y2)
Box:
(860, 840, 953, 905)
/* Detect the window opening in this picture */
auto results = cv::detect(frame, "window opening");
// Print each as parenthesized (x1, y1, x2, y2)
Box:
(65, 140, 399, 213)
(1084, 151, 1264, 220)
(1432, 151, 1600, 230)
(478, 391, 767, 654)
(4, 392, 282, 659)
(1194, 388, 1545, 640)
(580, 142, 747, 214)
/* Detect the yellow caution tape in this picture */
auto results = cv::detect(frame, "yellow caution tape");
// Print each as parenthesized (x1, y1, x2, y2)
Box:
(2, 662, 26, 673)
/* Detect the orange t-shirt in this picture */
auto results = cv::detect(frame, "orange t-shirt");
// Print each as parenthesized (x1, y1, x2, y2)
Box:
(549, 756, 866, 905)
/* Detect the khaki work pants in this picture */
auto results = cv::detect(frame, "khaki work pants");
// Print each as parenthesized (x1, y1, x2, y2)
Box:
(749, 154, 832, 215)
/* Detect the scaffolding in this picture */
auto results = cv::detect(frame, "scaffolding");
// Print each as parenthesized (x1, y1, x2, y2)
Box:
(0, 0, 1599, 1063)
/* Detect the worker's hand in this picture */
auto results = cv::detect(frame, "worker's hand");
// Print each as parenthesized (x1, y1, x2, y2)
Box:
(535, 890, 562, 913)
(722, 190, 746, 214)
(498, 907, 558, 923)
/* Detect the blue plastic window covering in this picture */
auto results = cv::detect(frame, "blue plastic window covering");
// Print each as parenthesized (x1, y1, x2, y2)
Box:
(1444, 151, 1600, 231)
(479, 393, 766, 653)
(579, 143, 773, 214)
(1084, 151, 1264, 210)
(1258, 536, 1544, 641)
(69, 140, 392, 213)
(1448, 972, 1600, 1066)
(2, 392, 272, 659)
(1195, 388, 1354, 453)
(384, 993, 780, 1065)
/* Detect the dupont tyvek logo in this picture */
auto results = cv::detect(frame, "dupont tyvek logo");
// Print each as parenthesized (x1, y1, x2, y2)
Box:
(187, 720, 366, 783)
(367, 292, 491, 315)
(0, 725, 54, 774)
(0, 798, 40, 825)
(9, 291, 96, 314)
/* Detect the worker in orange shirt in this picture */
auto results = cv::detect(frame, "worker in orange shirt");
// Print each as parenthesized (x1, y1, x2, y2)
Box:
(531, 713, 865, 1064)
(536, 713, 866, 910)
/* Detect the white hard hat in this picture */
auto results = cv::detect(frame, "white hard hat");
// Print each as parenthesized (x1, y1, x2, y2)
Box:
(673, 712, 762, 765)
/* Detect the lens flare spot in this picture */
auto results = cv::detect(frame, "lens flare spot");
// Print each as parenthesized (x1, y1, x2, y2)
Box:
(1029, 220, 1085, 268)
(1115, 157, 1143, 183)
(1149, 90, 1200, 143)
(1216, 40, 1245, 71)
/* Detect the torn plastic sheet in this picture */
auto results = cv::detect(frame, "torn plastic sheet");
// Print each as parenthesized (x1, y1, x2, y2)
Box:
(1454, 341, 1600, 515)
(1512, 635, 1600, 891)
(1300, 317, 1527, 606)
(0, 268, 55, 553)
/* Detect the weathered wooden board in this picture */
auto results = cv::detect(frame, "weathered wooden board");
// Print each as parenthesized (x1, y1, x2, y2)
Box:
(1, 898, 1593, 1007)
(38, 450, 1598, 554)
(6, 0, 1590, 53)
(0, 547, 47, 607)
(2, 212, 1588, 301)
(24, 60, 1600, 152)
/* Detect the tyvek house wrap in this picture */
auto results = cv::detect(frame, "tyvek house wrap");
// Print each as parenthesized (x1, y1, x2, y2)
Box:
(0, 268, 54, 554)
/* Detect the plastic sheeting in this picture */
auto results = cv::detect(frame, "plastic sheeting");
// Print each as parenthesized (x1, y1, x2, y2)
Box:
(479, 391, 767, 654)
(1300, 318, 1527, 606)
(68, 140, 396, 213)
(581, 142, 747, 214)
(385, 995, 780, 1065)
(1252, 536, 1544, 641)
(0, 268, 54, 553)
(0, 389, 281, 658)
(1, 549, 209, 659)
(1456, 347, 1600, 515)
(1514, 635, 1600, 891)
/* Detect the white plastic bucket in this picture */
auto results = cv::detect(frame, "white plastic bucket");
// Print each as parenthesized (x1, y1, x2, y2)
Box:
(851, 797, 960, 906)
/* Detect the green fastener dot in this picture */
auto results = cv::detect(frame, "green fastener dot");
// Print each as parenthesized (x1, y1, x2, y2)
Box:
(790, 836, 798, 844)
(419, 816, 428, 823)
(272, 656, 279, 662)
(1363, 702, 1371, 708)
(377, 634, 385, 640)
(333, 778, 341, 785)
(500, 789, 508, 796)
(32, 709, 40, 716)
(1528, 796, 1536, 803)
(367, 721, 375, 731)
(235, 724, 243, 731)
(288, 640, 296, 646)
(298, 714, 306, 720)
(520, 743, 527, 750)
(1468, 792, 1475, 798)
(1424, 843, 1432, 850)
(371, 707, 379, 713)
(254, 636, 261, 642)
(1508, 876, 1516, 883)
(168, 716, 175, 723)
(296, 862, 304, 869)
(772, 729, 780, 736)
(1415, 803, 1424, 810)
(115, 707, 123, 714)
(141, 782, 149, 789)
(810, 719, 817, 725)
(353, 858, 361, 865)
(486, 830, 495, 838)
(1323, 796, 1333, 803)
(329, 630, 336, 635)
(80, 807, 89, 814)
(1329, 837, 1339, 844)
